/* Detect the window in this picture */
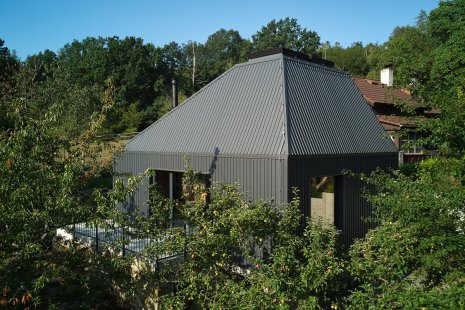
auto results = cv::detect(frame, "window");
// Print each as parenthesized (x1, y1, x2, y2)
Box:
(310, 176, 335, 224)
(148, 170, 210, 223)
(183, 173, 210, 204)
(148, 170, 183, 223)
(401, 132, 424, 155)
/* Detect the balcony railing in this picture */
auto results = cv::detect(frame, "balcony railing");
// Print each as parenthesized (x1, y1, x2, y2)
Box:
(60, 218, 191, 266)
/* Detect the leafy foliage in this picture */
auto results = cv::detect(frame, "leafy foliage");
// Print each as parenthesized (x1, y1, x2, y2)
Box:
(252, 18, 320, 55)
(0, 70, 133, 308)
(194, 29, 251, 88)
(346, 158, 465, 308)
(0, 38, 19, 93)
(420, 87, 465, 157)
(365, 2, 465, 105)
(3, 5, 465, 308)
(322, 41, 370, 76)
(121, 168, 346, 309)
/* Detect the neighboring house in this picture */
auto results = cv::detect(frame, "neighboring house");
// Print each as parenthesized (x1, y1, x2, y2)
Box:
(353, 68, 437, 164)
(115, 48, 398, 245)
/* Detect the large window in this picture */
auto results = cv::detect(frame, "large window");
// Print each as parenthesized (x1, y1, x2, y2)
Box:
(310, 176, 335, 224)
(183, 173, 210, 204)
(153, 170, 183, 200)
(148, 170, 210, 224)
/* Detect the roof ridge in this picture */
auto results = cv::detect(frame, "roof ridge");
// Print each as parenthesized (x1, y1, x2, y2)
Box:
(283, 55, 348, 76)
(280, 56, 289, 156)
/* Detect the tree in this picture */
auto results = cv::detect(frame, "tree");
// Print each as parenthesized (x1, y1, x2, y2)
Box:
(427, 29, 465, 104)
(0, 69, 133, 308)
(118, 167, 346, 309)
(0, 38, 19, 99)
(194, 29, 251, 88)
(365, 24, 433, 97)
(24, 49, 57, 83)
(420, 86, 465, 157)
(363, 2, 465, 104)
(53, 36, 164, 133)
(252, 18, 320, 55)
(346, 157, 465, 308)
(323, 42, 370, 76)
(428, 0, 465, 44)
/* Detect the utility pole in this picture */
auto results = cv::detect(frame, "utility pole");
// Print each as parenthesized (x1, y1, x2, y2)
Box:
(192, 42, 196, 88)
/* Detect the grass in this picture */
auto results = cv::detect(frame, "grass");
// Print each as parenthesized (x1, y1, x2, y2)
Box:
(96, 138, 130, 163)
(86, 137, 132, 190)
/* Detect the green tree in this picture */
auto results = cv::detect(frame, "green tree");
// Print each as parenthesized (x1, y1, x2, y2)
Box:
(364, 2, 465, 104)
(365, 24, 433, 96)
(428, 0, 465, 44)
(0, 38, 19, 103)
(428, 29, 465, 104)
(324, 42, 370, 76)
(0, 70, 133, 308)
(24, 49, 57, 83)
(347, 158, 465, 308)
(420, 86, 465, 157)
(252, 18, 321, 55)
(125, 168, 346, 309)
(54, 36, 164, 133)
(194, 29, 251, 88)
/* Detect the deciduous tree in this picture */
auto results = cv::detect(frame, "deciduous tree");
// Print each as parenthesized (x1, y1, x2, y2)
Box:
(252, 18, 320, 55)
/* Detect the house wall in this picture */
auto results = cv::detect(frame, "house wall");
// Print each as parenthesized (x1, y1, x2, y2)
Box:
(115, 151, 397, 245)
(114, 151, 289, 215)
(288, 154, 398, 245)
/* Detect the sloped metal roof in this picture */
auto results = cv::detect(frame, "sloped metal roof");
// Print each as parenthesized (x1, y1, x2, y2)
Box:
(126, 54, 288, 156)
(126, 52, 397, 157)
(285, 58, 397, 155)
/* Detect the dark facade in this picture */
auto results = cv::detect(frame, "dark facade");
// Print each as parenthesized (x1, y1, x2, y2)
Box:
(115, 48, 398, 244)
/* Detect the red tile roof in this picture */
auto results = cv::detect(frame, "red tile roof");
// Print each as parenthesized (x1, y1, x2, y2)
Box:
(353, 77, 417, 106)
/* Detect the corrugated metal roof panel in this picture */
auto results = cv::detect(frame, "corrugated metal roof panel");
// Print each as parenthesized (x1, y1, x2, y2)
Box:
(284, 57, 398, 155)
(126, 54, 287, 156)
(126, 52, 396, 157)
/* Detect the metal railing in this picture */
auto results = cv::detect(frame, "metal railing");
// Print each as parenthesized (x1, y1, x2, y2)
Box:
(69, 218, 191, 263)
(67, 219, 254, 268)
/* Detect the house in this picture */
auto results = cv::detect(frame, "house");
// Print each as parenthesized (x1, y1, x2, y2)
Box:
(115, 48, 398, 245)
(353, 67, 438, 164)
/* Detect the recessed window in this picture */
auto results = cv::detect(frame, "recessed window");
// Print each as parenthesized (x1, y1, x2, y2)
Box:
(183, 173, 210, 204)
(310, 176, 335, 224)
(149, 170, 210, 222)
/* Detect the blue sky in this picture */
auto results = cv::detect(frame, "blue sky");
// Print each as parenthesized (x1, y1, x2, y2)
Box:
(1, 0, 439, 60)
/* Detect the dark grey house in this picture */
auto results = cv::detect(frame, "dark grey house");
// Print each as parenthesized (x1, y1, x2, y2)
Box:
(115, 48, 398, 244)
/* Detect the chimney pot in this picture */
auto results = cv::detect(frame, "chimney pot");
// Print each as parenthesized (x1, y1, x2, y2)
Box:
(172, 78, 178, 109)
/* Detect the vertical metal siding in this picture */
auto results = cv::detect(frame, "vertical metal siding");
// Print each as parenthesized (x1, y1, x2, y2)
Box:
(288, 154, 398, 245)
(114, 151, 288, 215)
